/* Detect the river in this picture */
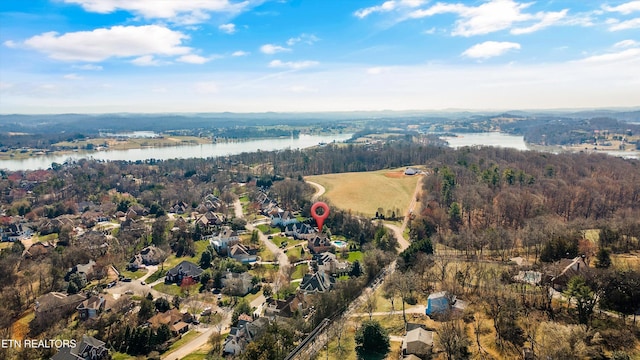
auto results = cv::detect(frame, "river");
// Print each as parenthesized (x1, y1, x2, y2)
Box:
(0, 133, 353, 171)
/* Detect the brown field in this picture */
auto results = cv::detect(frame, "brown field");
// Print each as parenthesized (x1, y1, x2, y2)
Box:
(305, 168, 421, 218)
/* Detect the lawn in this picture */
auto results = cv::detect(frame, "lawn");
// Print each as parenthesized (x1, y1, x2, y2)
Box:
(164, 330, 200, 355)
(111, 352, 134, 360)
(163, 240, 209, 269)
(258, 245, 276, 262)
(37, 233, 58, 242)
(291, 263, 309, 280)
(146, 268, 167, 283)
(347, 251, 363, 263)
(153, 283, 184, 297)
(257, 224, 280, 234)
(305, 168, 420, 217)
(119, 268, 148, 280)
(0, 242, 12, 251)
(314, 321, 403, 360)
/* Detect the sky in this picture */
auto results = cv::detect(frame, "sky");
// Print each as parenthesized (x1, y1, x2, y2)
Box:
(0, 0, 639, 114)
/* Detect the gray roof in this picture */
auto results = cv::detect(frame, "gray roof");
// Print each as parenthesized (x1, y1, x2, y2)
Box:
(167, 260, 203, 278)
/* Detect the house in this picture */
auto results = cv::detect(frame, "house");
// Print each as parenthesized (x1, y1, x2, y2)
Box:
(34, 292, 86, 318)
(66, 260, 97, 282)
(223, 317, 269, 355)
(271, 210, 299, 228)
(402, 325, 433, 358)
(265, 292, 309, 318)
(550, 256, 589, 289)
(128, 246, 166, 270)
(425, 291, 466, 317)
(169, 201, 189, 214)
(307, 235, 333, 254)
(404, 168, 419, 176)
(300, 270, 335, 293)
(76, 294, 115, 320)
(285, 222, 315, 240)
(23, 241, 55, 260)
(147, 308, 191, 336)
(313, 252, 350, 275)
(1, 223, 32, 242)
(165, 261, 204, 284)
(203, 194, 223, 211)
(221, 271, 255, 296)
(51, 335, 109, 360)
(210, 228, 240, 254)
(228, 243, 258, 264)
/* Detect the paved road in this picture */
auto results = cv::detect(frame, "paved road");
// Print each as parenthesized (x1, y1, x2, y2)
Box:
(306, 180, 326, 201)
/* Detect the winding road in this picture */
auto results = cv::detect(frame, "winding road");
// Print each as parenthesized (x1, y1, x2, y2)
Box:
(306, 180, 326, 201)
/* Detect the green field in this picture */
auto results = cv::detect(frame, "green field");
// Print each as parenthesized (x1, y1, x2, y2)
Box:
(119, 268, 148, 280)
(257, 224, 280, 234)
(291, 263, 309, 280)
(306, 168, 420, 217)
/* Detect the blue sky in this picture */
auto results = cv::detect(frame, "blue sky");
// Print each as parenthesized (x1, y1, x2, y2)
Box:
(1, 0, 639, 113)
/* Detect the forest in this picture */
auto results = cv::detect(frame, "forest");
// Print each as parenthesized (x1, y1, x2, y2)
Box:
(0, 135, 639, 359)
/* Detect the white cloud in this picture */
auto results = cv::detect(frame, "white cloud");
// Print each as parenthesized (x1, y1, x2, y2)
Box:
(578, 48, 640, 63)
(286, 34, 319, 46)
(603, 1, 640, 14)
(219, 23, 236, 34)
(73, 64, 103, 71)
(177, 54, 209, 64)
(614, 39, 638, 48)
(194, 81, 219, 94)
(462, 41, 521, 59)
(354, 0, 425, 18)
(511, 9, 568, 35)
(260, 44, 291, 54)
(367, 66, 391, 74)
(268, 60, 319, 69)
(23, 25, 191, 62)
(232, 50, 249, 56)
(131, 55, 162, 66)
(288, 85, 316, 93)
(408, 0, 567, 37)
(3, 40, 17, 48)
(423, 27, 437, 34)
(63, 73, 83, 80)
(608, 17, 640, 31)
(63, 0, 250, 24)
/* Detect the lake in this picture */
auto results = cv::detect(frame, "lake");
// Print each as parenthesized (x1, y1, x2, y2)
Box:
(441, 132, 639, 159)
(0, 133, 353, 171)
(441, 132, 529, 150)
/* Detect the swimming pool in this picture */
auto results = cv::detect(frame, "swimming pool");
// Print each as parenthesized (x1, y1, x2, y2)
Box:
(331, 240, 348, 248)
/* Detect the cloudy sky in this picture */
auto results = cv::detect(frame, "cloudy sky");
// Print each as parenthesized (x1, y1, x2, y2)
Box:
(1, 0, 639, 113)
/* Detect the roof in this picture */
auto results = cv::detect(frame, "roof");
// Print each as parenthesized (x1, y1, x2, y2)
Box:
(404, 355, 422, 360)
(427, 291, 447, 300)
(405, 327, 433, 346)
(35, 292, 85, 313)
(148, 309, 184, 328)
(167, 260, 203, 278)
(51, 335, 108, 360)
(300, 271, 334, 293)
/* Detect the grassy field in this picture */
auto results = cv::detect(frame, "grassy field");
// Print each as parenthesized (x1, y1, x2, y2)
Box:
(153, 283, 184, 297)
(291, 263, 309, 280)
(306, 168, 420, 217)
(164, 330, 201, 355)
(347, 251, 363, 262)
(119, 268, 148, 280)
(314, 320, 403, 360)
(257, 224, 280, 234)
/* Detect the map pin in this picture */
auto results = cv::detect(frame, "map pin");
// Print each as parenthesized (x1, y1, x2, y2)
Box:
(311, 202, 330, 233)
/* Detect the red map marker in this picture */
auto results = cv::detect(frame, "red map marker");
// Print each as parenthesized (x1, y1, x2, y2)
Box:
(311, 202, 330, 232)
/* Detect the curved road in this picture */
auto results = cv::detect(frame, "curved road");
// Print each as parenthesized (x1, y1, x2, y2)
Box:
(306, 180, 326, 201)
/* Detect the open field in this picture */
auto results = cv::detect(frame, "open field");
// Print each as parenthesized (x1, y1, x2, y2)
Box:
(305, 168, 420, 217)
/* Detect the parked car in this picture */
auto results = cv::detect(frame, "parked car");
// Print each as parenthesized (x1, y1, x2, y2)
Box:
(140, 281, 146, 285)
(124, 290, 134, 295)
(122, 278, 132, 282)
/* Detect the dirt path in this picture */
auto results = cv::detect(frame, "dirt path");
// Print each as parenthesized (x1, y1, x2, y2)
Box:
(306, 180, 326, 201)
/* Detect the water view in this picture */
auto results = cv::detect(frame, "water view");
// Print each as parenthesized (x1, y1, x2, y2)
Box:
(0, 133, 352, 171)
(441, 132, 529, 150)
